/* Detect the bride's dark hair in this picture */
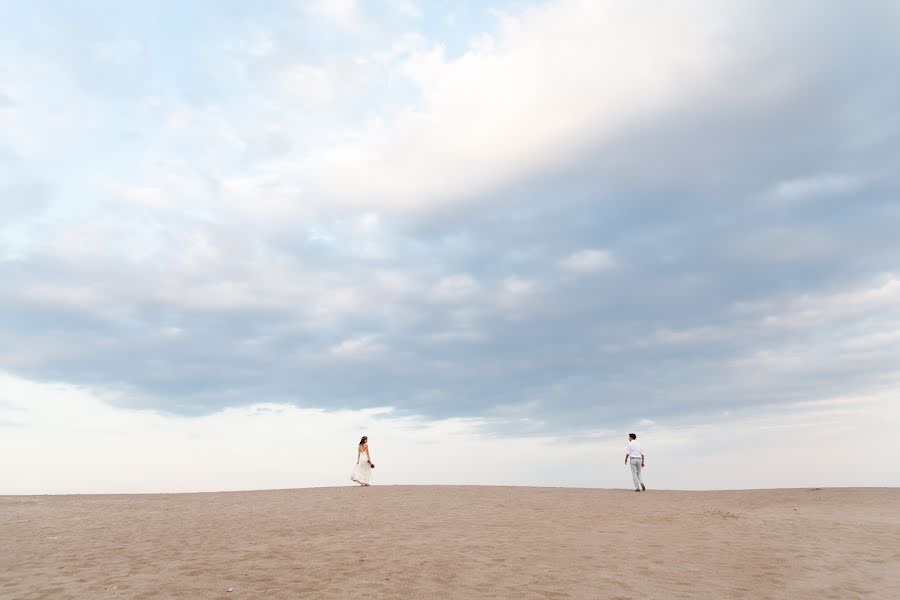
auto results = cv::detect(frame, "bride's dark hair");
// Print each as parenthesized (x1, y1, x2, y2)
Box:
(359, 436, 368, 446)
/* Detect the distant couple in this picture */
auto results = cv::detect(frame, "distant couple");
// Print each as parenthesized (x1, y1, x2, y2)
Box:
(625, 433, 647, 492)
(351, 433, 646, 490)
(351, 435, 375, 486)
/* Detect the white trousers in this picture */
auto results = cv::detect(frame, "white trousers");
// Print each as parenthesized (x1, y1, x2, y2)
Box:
(630, 457, 644, 490)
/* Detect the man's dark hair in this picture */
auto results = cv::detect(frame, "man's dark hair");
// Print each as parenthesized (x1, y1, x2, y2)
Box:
(628, 433, 637, 440)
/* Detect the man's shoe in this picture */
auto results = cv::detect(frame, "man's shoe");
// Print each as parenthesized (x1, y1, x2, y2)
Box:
(641, 484, 646, 491)
(634, 489, 641, 492)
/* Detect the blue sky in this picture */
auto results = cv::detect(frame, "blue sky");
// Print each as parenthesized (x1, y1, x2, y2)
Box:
(2, 1, 899, 492)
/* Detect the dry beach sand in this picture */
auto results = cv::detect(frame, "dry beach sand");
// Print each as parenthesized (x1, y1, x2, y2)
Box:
(2, 486, 898, 599)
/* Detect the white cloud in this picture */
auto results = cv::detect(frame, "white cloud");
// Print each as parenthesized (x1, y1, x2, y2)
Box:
(773, 173, 867, 201)
(427, 327, 484, 343)
(387, 0, 421, 18)
(501, 276, 535, 296)
(1, 371, 897, 494)
(431, 273, 480, 302)
(495, 276, 538, 313)
(642, 275, 900, 352)
(246, 33, 275, 58)
(638, 326, 726, 347)
(297, 0, 777, 215)
(371, 31, 428, 63)
(761, 274, 900, 331)
(559, 249, 614, 272)
(725, 280, 900, 385)
(306, 0, 364, 28)
(354, 212, 380, 232)
(279, 64, 336, 104)
(329, 335, 385, 359)
(96, 180, 170, 211)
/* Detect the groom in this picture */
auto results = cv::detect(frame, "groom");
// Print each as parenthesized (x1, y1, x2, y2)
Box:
(624, 433, 646, 492)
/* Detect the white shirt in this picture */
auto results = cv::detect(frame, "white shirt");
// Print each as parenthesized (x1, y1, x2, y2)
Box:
(626, 440, 643, 459)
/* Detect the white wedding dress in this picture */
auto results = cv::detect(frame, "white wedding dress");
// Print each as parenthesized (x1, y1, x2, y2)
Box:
(351, 454, 372, 485)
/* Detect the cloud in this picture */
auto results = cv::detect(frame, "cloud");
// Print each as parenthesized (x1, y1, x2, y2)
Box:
(559, 249, 614, 273)
(0, 0, 898, 452)
(279, 64, 340, 105)
(773, 173, 868, 202)
(306, 0, 365, 29)
(299, 0, 846, 216)
(431, 273, 480, 302)
(0, 90, 16, 107)
(759, 275, 900, 331)
(329, 335, 385, 359)
(388, 0, 421, 18)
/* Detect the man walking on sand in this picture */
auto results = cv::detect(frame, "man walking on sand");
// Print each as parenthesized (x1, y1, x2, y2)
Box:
(625, 433, 646, 492)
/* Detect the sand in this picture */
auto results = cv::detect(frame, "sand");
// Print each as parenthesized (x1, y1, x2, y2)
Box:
(2, 486, 898, 599)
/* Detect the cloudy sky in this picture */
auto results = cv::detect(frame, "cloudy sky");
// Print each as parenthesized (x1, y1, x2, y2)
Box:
(2, 0, 899, 493)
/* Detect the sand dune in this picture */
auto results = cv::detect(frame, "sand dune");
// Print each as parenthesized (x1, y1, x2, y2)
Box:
(2, 486, 898, 599)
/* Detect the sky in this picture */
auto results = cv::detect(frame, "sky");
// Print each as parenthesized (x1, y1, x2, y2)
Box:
(1, 0, 899, 493)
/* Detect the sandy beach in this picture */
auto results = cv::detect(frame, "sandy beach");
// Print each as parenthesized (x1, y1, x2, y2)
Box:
(2, 486, 898, 599)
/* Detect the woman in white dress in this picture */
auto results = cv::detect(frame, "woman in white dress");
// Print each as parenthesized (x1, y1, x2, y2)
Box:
(351, 436, 374, 486)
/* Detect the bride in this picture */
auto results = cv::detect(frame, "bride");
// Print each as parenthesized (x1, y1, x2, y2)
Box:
(351, 436, 374, 486)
